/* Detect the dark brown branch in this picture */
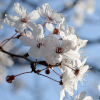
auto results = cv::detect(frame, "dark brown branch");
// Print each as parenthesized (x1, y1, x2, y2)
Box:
(1, 48, 61, 67)
(2, 49, 33, 63)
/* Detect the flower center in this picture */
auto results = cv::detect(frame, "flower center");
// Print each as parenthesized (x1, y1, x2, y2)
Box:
(53, 28, 59, 35)
(74, 69, 79, 76)
(37, 43, 42, 48)
(21, 18, 27, 23)
(56, 47, 63, 54)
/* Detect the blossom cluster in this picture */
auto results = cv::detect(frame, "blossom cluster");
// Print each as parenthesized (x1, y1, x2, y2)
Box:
(0, 3, 91, 100)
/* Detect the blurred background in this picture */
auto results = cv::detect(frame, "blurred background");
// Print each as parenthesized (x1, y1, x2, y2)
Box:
(0, 0, 100, 100)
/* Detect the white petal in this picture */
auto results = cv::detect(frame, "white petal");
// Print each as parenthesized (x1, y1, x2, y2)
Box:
(83, 96, 93, 100)
(33, 24, 44, 39)
(75, 92, 86, 100)
(63, 50, 80, 61)
(60, 87, 65, 100)
(19, 36, 35, 46)
(27, 21, 36, 31)
(68, 27, 75, 35)
(82, 58, 87, 66)
(29, 45, 42, 59)
(74, 81, 78, 90)
(14, 20, 27, 32)
(77, 39, 88, 48)
(4, 18, 15, 26)
(80, 65, 89, 74)
(5, 14, 19, 22)
(27, 10, 40, 20)
(65, 85, 74, 96)
(76, 59, 82, 68)
(46, 23, 54, 32)
(54, 13, 64, 23)
(52, 54, 63, 64)
(14, 3, 27, 18)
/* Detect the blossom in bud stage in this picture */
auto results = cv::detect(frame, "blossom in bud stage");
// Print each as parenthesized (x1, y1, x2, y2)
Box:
(37, 3, 64, 24)
(45, 69, 50, 74)
(5, 3, 40, 32)
(6, 75, 15, 83)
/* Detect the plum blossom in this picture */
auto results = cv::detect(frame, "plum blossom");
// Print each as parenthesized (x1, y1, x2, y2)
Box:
(71, 58, 89, 90)
(20, 23, 52, 59)
(37, 3, 64, 24)
(5, 3, 40, 32)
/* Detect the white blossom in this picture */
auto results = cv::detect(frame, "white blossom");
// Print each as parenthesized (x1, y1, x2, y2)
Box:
(37, 3, 64, 24)
(5, 3, 40, 32)
(20, 23, 52, 59)
(72, 58, 89, 90)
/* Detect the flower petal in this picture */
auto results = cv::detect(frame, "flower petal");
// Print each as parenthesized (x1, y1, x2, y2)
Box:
(75, 92, 86, 100)
(19, 36, 35, 46)
(14, 3, 27, 18)
(29, 45, 42, 59)
(27, 10, 40, 20)
(5, 14, 19, 22)
(46, 23, 54, 32)
(60, 87, 65, 100)
(80, 65, 89, 74)
(4, 18, 15, 26)
(83, 96, 93, 100)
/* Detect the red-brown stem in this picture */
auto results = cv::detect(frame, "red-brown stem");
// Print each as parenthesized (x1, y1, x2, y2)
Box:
(1, 32, 18, 47)
(15, 71, 32, 77)
(43, 22, 47, 27)
(39, 73, 59, 83)
(52, 69, 61, 76)
(63, 64, 75, 71)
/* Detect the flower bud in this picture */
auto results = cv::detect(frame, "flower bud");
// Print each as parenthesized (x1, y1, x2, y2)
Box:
(6, 75, 15, 83)
(45, 69, 50, 74)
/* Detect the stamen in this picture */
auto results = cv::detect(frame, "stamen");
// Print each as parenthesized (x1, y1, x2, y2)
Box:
(21, 18, 28, 23)
(56, 47, 63, 54)
(37, 43, 42, 48)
